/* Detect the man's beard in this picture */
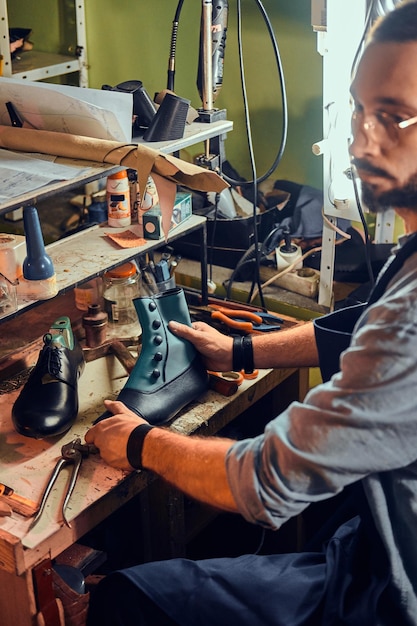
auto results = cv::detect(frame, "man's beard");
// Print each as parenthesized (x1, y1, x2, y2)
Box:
(361, 176, 417, 213)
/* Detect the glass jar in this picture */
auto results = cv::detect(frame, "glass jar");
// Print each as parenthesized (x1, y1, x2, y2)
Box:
(103, 262, 140, 327)
(74, 277, 103, 311)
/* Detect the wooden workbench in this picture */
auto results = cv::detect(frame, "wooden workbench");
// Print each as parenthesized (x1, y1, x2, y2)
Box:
(0, 340, 308, 626)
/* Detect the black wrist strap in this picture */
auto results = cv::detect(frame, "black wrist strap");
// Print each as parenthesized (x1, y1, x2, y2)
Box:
(232, 334, 254, 374)
(242, 335, 254, 374)
(127, 423, 154, 469)
(232, 335, 244, 371)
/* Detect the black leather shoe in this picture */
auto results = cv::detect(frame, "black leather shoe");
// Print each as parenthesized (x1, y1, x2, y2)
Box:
(12, 316, 85, 439)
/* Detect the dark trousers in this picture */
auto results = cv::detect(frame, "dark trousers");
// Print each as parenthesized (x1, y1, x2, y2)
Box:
(86, 511, 395, 626)
(87, 574, 177, 626)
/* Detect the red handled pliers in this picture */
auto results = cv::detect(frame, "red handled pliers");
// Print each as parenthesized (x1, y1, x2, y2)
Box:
(209, 305, 283, 333)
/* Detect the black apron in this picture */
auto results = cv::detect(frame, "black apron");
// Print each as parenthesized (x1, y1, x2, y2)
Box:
(314, 232, 417, 382)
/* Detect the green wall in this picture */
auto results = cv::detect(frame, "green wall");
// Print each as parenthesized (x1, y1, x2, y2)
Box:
(7, 0, 323, 189)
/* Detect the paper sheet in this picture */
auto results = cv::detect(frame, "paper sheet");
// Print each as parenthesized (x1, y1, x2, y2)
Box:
(0, 148, 93, 203)
(0, 77, 133, 142)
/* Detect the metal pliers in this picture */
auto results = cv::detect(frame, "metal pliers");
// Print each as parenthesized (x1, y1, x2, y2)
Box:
(209, 305, 283, 333)
(31, 438, 98, 529)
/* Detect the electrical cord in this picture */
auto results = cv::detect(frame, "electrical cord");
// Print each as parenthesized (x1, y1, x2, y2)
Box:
(226, 209, 351, 303)
(235, 0, 265, 307)
(225, 0, 288, 306)
(167, 2, 288, 307)
(168, 0, 287, 188)
(167, 0, 185, 91)
(208, 193, 220, 285)
(224, 220, 287, 300)
(249, 235, 351, 305)
(222, 0, 288, 189)
(350, 167, 375, 286)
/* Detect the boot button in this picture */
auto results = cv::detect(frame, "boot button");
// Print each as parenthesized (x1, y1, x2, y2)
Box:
(154, 335, 163, 345)
(149, 302, 157, 312)
(152, 369, 161, 378)
(152, 319, 161, 329)
(154, 351, 163, 361)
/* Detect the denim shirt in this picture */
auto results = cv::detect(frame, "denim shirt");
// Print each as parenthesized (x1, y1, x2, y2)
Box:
(226, 237, 417, 623)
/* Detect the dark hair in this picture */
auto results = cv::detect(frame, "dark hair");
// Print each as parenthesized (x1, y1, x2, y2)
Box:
(370, 1, 417, 43)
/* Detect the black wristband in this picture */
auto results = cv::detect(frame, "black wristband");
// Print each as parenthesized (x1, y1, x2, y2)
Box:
(232, 335, 244, 372)
(242, 334, 254, 374)
(126, 423, 154, 469)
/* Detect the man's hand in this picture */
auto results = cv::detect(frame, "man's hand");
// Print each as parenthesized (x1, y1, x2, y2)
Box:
(85, 400, 146, 471)
(86, 400, 239, 513)
(169, 320, 233, 372)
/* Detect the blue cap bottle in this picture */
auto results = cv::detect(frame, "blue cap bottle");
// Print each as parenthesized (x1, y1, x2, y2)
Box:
(23, 206, 55, 280)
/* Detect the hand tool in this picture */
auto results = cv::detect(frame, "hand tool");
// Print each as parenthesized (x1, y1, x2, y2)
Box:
(189, 304, 282, 334)
(31, 438, 98, 529)
(208, 368, 259, 389)
(208, 305, 282, 332)
(209, 304, 283, 324)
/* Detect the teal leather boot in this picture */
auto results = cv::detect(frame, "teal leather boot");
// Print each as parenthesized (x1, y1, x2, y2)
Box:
(96, 287, 209, 425)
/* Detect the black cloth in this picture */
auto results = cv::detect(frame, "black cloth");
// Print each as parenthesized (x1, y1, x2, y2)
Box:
(314, 232, 417, 382)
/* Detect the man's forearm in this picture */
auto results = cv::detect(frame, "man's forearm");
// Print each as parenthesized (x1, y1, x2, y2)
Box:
(253, 320, 319, 370)
(141, 428, 239, 513)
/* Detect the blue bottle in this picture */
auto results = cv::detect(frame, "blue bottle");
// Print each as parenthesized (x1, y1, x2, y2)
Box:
(23, 206, 55, 280)
(22, 206, 58, 299)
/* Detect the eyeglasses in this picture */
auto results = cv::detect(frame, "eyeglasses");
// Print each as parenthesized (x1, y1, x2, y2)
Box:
(351, 109, 417, 148)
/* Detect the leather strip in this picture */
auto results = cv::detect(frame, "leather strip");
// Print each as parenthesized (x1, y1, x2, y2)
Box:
(127, 424, 154, 469)
(232, 335, 244, 372)
(242, 335, 254, 374)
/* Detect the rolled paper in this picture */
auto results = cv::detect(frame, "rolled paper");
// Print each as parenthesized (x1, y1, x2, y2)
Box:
(0, 125, 228, 239)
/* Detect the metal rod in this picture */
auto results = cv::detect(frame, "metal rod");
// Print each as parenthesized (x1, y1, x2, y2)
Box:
(201, 0, 213, 111)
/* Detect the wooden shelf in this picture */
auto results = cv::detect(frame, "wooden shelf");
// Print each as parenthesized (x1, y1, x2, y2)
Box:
(10, 50, 82, 81)
(6, 214, 207, 320)
(0, 120, 233, 217)
(134, 119, 233, 154)
(0, 0, 88, 86)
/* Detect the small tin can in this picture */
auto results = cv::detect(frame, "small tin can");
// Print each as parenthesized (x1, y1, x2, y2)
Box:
(82, 303, 108, 348)
(103, 262, 140, 326)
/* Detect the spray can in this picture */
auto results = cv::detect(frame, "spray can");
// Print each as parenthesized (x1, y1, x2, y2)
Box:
(106, 170, 131, 227)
